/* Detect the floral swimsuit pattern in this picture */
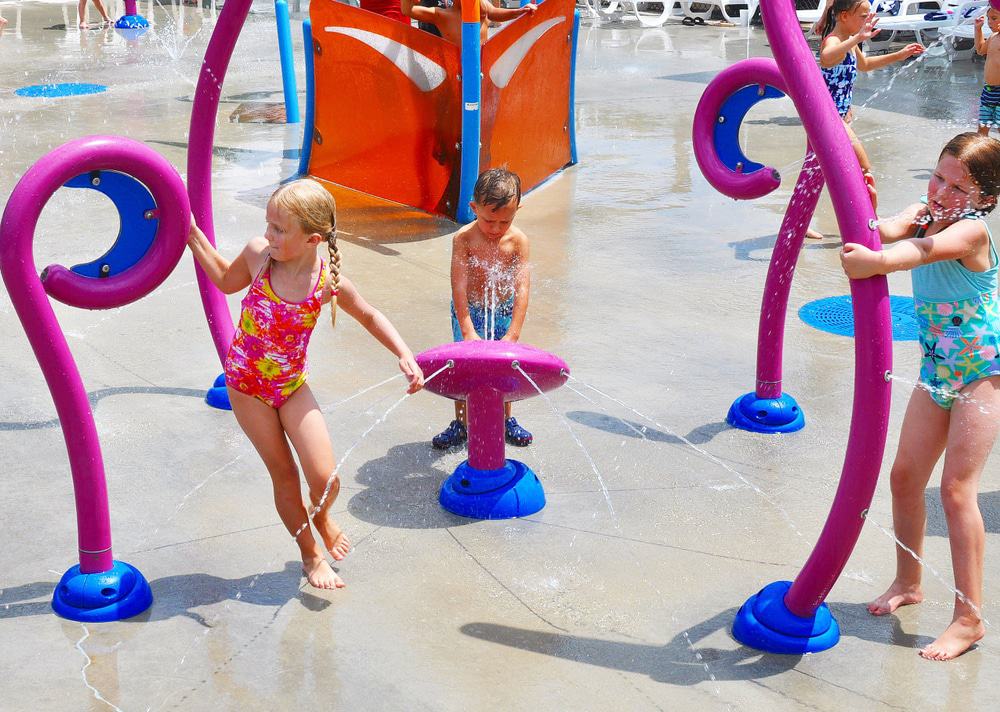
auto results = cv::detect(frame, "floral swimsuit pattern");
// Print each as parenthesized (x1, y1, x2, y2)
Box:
(912, 219, 1000, 410)
(224, 256, 329, 409)
(916, 292, 1000, 409)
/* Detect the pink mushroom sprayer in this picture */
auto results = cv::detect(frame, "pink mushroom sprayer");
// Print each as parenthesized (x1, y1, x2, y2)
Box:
(416, 340, 569, 519)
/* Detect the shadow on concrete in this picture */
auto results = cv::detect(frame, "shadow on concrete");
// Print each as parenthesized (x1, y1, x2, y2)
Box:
(727, 233, 841, 262)
(566, 410, 728, 446)
(347, 441, 473, 529)
(460, 608, 802, 684)
(0, 562, 329, 626)
(0, 386, 206, 431)
(924, 487, 1000, 537)
(829, 601, 936, 652)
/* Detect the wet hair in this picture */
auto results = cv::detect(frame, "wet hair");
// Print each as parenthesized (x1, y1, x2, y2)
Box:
(473, 167, 522, 210)
(939, 133, 1000, 214)
(822, 0, 867, 38)
(269, 179, 342, 326)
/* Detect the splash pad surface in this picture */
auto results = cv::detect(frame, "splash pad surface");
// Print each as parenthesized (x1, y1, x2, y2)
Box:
(1, 1, 999, 709)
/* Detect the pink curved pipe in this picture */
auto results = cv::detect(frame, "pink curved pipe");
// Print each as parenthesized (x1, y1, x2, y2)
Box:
(0, 136, 190, 574)
(416, 341, 569, 471)
(186, 0, 253, 364)
(693, 0, 893, 618)
(761, 0, 892, 617)
(756, 0, 893, 618)
(692, 57, 785, 201)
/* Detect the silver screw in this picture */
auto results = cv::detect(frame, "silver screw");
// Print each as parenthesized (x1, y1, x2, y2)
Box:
(884, 370, 892, 382)
(446, 359, 455, 369)
(868, 218, 877, 230)
(91, 176, 101, 186)
(144, 210, 155, 220)
(717, 115, 725, 124)
(511, 360, 520, 370)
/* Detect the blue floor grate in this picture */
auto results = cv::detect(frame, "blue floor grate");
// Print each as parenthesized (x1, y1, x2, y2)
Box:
(798, 294, 917, 341)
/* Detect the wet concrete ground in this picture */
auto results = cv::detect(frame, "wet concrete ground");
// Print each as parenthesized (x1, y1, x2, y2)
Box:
(1, 1, 999, 709)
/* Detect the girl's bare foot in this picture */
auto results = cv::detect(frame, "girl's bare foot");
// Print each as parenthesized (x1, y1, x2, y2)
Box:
(302, 556, 345, 590)
(919, 615, 984, 661)
(868, 580, 923, 615)
(805, 228, 824, 240)
(316, 515, 351, 561)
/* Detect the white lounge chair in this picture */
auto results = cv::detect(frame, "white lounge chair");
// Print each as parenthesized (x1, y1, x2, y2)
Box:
(796, 0, 939, 31)
(939, 2, 992, 59)
(672, 0, 760, 24)
(866, 0, 984, 48)
(579, 0, 684, 26)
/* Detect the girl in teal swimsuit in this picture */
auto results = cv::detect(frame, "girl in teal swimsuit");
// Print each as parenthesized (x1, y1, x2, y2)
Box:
(841, 133, 1000, 661)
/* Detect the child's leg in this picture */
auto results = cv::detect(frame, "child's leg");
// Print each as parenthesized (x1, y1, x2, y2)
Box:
(91, 0, 111, 22)
(455, 399, 467, 424)
(919, 377, 1000, 660)
(278, 384, 351, 561)
(78, 0, 88, 26)
(228, 388, 344, 590)
(869, 388, 948, 615)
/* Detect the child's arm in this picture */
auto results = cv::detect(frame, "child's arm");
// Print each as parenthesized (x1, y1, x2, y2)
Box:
(819, 16, 876, 67)
(186, 218, 257, 294)
(856, 42, 923, 71)
(400, 0, 437, 24)
(975, 16, 987, 55)
(876, 202, 925, 244)
(336, 276, 425, 393)
(482, 0, 536, 22)
(841, 219, 989, 279)
(812, 0, 834, 36)
(451, 231, 480, 341)
(501, 232, 530, 343)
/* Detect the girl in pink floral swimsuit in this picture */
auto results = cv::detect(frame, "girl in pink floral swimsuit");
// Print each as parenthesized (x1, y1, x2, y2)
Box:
(188, 179, 424, 590)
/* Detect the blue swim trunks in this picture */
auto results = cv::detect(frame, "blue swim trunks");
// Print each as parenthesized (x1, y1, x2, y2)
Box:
(451, 299, 513, 341)
(980, 84, 1000, 128)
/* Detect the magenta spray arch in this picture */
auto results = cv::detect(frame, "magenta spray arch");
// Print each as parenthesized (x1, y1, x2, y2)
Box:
(0, 136, 190, 621)
(185, 0, 255, 408)
(692, 0, 894, 653)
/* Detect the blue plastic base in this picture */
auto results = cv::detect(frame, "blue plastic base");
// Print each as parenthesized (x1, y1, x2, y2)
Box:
(440, 459, 545, 519)
(727, 391, 804, 433)
(115, 14, 149, 28)
(51, 560, 153, 622)
(732, 580, 840, 654)
(205, 373, 232, 411)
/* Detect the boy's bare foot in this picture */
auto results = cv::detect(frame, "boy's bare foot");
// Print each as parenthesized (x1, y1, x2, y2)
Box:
(302, 556, 345, 590)
(805, 228, 824, 240)
(868, 580, 923, 615)
(0, 17, 8, 27)
(919, 615, 984, 661)
(316, 515, 352, 561)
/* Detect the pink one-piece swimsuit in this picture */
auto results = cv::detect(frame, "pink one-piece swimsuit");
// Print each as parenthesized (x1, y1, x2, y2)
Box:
(224, 256, 331, 409)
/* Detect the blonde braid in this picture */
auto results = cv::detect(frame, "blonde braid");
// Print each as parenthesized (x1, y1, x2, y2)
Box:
(327, 228, 341, 328)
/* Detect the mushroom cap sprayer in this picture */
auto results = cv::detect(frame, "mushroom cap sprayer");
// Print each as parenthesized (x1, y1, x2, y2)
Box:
(416, 340, 569, 519)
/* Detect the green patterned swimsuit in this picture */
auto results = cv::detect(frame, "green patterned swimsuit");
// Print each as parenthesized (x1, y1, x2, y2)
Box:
(912, 218, 1000, 409)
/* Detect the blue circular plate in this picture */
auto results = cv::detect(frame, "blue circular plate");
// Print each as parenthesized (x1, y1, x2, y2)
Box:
(799, 294, 917, 341)
(15, 83, 108, 98)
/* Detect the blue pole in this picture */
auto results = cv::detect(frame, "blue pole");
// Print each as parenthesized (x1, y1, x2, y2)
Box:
(569, 9, 580, 165)
(275, 0, 300, 124)
(298, 19, 316, 175)
(456, 21, 482, 223)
